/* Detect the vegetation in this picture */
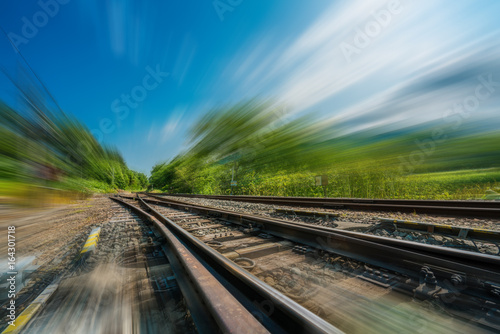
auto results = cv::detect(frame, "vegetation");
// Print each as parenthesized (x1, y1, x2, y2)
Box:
(0, 99, 148, 197)
(150, 100, 500, 200)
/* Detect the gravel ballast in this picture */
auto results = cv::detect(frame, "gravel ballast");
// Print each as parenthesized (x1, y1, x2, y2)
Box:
(159, 195, 500, 255)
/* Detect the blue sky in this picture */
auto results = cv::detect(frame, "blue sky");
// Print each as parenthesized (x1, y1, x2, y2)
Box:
(1, 0, 500, 174)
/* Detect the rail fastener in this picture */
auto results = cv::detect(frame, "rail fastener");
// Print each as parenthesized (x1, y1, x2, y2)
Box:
(377, 217, 500, 242)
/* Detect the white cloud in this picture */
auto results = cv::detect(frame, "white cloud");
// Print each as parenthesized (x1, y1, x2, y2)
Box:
(224, 0, 500, 133)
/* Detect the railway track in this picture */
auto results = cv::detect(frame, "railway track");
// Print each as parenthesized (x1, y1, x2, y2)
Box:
(125, 193, 500, 333)
(156, 193, 500, 218)
(9, 193, 498, 333)
(113, 196, 339, 334)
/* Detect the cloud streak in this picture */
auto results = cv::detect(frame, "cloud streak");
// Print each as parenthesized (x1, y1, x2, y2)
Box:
(225, 0, 500, 135)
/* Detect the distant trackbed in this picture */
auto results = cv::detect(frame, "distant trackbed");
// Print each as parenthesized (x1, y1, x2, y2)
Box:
(156, 193, 500, 218)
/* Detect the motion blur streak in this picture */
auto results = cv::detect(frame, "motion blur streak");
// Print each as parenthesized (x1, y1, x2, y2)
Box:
(0, 37, 148, 205)
(25, 265, 161, 333)
(230, 0, 500, 131)
(149, 1, 500, 198)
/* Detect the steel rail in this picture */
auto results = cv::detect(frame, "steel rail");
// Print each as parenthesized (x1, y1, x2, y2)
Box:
(141, 194, 500, 285)
(110, 197, 272, 334)
(130, 195, 343, 334)
(155, 193, 500, 218)
(157, 193, 500, 208)
(114, 196, 342, 334)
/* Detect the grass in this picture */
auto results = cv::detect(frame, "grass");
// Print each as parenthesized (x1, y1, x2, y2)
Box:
(63, 178, 117, 194)
(0, 178, 147, 207)
(188, 168, 500, 200)
(0, 180, 86, 207)
(0, 180, 30, 198)
(401, 168, 500, 200)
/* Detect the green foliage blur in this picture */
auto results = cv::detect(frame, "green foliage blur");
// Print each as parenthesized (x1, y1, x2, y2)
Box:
(150, 100, 500, 200)
(0, 99, 148, 195)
